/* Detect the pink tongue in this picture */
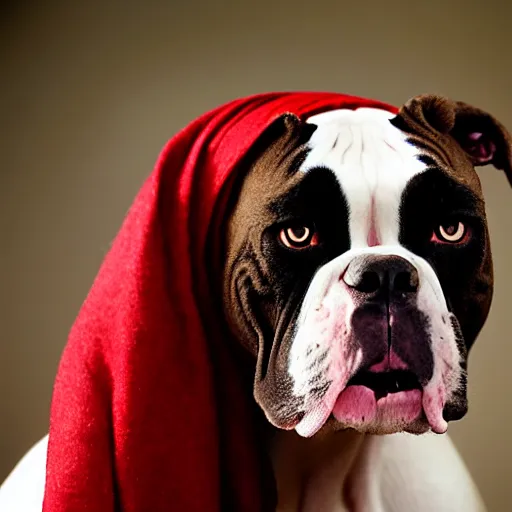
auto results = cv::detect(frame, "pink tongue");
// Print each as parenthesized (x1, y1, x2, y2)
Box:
(332, 385, 376, 425)
(422, 386, 448, 434)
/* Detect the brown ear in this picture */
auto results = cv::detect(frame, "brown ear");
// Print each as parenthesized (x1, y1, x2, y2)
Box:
(400, 94, 512, 186)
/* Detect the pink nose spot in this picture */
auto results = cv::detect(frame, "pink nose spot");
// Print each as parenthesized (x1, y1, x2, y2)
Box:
(367, 224, 380, 247)
(366, 199, 380, 247)
(369, 350, 408, 371)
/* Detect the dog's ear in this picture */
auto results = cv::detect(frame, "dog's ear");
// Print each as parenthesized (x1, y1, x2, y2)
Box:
(235, 112, 316, 183)
(255, 112, 316, 152)
(398, 94, 512, 186)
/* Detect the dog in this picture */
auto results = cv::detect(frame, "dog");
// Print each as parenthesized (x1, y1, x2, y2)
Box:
(1, 93, 510, 511)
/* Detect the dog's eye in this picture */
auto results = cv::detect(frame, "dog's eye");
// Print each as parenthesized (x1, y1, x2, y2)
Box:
(432, 221, 468, 244)
(279, 224, 319, 249)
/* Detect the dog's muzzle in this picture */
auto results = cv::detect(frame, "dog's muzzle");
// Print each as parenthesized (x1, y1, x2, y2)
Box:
(332, 254, 434, 432)
(292, 247, 459, 437)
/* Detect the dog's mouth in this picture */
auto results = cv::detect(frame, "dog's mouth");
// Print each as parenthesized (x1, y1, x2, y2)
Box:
(292, 307, 459, 438)
(329, 364, 440, 436)
(346, 369, 422, 401)
(294, 362, 450, 438)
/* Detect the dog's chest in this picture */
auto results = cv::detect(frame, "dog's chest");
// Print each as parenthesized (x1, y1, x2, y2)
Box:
(270, 430, 371, 512)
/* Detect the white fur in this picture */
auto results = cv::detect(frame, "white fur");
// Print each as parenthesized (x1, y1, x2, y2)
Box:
(305, 108, 425, 247)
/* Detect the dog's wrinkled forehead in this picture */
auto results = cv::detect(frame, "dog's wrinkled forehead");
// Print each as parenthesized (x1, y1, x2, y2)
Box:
(301, 108, 426, 248)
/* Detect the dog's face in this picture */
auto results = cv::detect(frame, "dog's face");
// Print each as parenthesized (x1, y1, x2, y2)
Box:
(222, 94, 512, 438)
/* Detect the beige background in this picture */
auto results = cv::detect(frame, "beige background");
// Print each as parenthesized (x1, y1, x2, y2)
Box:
(1, 0, 511, 509)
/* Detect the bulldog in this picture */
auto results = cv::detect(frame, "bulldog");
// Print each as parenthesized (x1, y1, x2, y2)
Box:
(1, 93, 510, 512)
(221, 94, 510, 511)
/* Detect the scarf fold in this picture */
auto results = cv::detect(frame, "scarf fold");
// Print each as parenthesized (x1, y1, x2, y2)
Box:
(43, 92, 397, 512)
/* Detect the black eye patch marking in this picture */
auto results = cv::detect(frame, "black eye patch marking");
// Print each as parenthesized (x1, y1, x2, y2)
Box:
(253, 166, 351, 316)
(266, 166, 351, 257)
(399, 166, 484, 252)
(398, 167, 488, 344)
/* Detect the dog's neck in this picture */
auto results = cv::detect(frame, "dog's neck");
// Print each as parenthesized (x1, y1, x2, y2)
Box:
(270, 428, 367, 512)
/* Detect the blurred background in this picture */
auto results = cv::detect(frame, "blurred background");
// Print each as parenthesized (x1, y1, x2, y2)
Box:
(1, 0, 511, 509)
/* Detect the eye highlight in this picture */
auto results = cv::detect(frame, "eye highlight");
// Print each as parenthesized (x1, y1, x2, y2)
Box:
(432, 221, 469, 244)
(279, 224, 319, 250)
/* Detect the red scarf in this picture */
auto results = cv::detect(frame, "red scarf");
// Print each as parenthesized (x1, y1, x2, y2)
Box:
(43, 92, 397, 512)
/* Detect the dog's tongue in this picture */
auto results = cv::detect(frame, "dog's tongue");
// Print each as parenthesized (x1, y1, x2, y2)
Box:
(422, 384, 448, 434)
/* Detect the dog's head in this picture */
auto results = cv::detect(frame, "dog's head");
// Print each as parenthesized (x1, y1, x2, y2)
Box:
(222, 94, 512, 438)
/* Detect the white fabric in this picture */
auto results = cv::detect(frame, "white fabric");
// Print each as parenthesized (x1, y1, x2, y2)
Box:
(0, 436, 47, 512)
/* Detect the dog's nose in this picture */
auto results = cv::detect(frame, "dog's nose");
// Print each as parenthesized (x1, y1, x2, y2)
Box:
(343, 255, 419, 295)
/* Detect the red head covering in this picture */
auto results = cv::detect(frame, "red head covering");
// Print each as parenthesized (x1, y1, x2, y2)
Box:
(43, 92, 398, 512)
